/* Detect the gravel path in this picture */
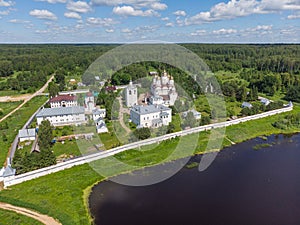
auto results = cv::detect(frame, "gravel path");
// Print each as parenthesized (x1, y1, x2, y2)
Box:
(0, 202, 61, 225)
(0, 75, 54, 124)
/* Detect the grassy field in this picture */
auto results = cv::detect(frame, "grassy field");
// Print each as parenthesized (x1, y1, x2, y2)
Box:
(0, 208, 43, 225)
(0, 101, 23, 120)
(0, 103, 298, 225)
(0, 96, 47, 165)
(0, 90, 22, 97)
(226, 103, 300, 143)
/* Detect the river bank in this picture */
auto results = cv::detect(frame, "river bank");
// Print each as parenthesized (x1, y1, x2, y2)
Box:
(0, 105, 299, 225)
(88, 133, 300, 225)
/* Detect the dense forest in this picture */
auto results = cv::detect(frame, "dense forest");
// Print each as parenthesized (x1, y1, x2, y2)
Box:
(183, 44, 300, 74)
(0, 44, 299, 102)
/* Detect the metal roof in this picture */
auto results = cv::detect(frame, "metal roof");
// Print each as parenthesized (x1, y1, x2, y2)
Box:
(182, 109, 201, 118)
(131, 104, 171, 115)
(36, 106, 85, 117)
(18, 129, 36, 138)
(92, 108, 106, 115)
(242, 102, 253, 108)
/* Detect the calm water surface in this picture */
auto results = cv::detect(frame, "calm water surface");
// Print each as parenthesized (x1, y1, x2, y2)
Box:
(89, 134, 300, 225)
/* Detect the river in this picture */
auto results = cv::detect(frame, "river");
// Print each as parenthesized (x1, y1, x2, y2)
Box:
(89, 133, 300, 225)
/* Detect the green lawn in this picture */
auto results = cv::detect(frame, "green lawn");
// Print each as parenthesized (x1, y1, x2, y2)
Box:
(226, 103, 300, 143)
(0, 208, 43, 225)
(0, 96, 47, 165)
(0, 101, 23, 120)
(172, 113, 182, 131)
(99, 121, 121, 149)
(52, 140, 81, 158)
(112, 120, 130, 144)
(0, 103, 298, 225)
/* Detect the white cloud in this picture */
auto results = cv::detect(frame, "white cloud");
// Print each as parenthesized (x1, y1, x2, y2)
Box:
(287, 11, 300, 19)
(113, 5, 159, 17)
(165, 22, 174, 27)
(259, 0, 300, 11)
(67, 1, 91, 13)
(150, 2, 167, 10)
(29, 9, 57, 20)
(0, 10, 9, 15)
(91, 0, 166, 8)
(161, 17, 169, 21)
(9, 19, 30, 23)
(64, 11, 81, 19)
(75, 23, 84, 29)
(105, 29, 114, 33)
(212, 28, 237, 35)
(35, 0, 67, 3)
(288, 14, 300, 19)
(191, 29, 207, 36)
(0, 0, 14, 7)
(121, 28, 131, 33)
(173, 10, 186, 17)
(186, 0, 300, 25)
(35, 29, 50, 34)
(249, 24, 273, 31)
(86, 17, 117, 26)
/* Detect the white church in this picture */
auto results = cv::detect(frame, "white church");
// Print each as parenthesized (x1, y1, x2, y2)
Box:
(125, 80, 138, 107)
(150, 70, 178, 106)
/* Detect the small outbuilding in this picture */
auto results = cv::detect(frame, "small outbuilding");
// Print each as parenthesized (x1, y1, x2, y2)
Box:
(260, 98, 271, 106)
(182, 109, 202, 120)
(18, 129, 36, 142)
(242, 102, 253, 109)
(95, 118, 108, 133)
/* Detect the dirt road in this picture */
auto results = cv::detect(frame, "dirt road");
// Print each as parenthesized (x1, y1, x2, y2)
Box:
(0, 75, 54, 124)
(0, 202, 61, 225)
(117, 97, 131, 134)
(0, 94, 32, 102)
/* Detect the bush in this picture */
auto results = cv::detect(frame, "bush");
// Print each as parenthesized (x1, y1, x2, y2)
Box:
(133, 127, 151, 140)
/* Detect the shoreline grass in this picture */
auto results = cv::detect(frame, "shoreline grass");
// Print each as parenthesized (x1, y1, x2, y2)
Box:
(0, 208, 43, 225)
(0, 104, 299, 225)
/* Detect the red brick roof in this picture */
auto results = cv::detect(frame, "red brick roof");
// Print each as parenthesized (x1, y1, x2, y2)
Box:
(105, 86, 117, 91)
(49, 95, 77, 103)
(161, 95, 170, 101)
(86, 92, 93, 97)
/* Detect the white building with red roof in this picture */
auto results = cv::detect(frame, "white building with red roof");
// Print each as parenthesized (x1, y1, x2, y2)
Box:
(49, 95, 77, 108)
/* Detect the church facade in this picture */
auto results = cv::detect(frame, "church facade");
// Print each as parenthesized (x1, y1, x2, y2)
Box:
(150, 70, 178, 106)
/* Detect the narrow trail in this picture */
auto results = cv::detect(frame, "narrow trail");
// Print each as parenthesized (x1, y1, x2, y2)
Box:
(0, 202, 61, 225)
(0, 75, 54, 124)
(225, 136, 236, 145)
(117, 97, 131, 134)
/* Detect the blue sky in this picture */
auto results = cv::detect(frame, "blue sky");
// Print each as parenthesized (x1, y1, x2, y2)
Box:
(0, 0, 299, 43)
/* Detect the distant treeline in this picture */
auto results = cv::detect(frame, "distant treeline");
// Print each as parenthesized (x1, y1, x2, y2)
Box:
(182, 44, 300, 74)
(0, 44, 115, 92)
(0, 44, 300, 96)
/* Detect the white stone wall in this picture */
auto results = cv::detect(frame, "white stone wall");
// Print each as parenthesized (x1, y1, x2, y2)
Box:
(19, 136, 35, 142)
(37, 113, 85, 126)
(50, 101, 77, 108)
